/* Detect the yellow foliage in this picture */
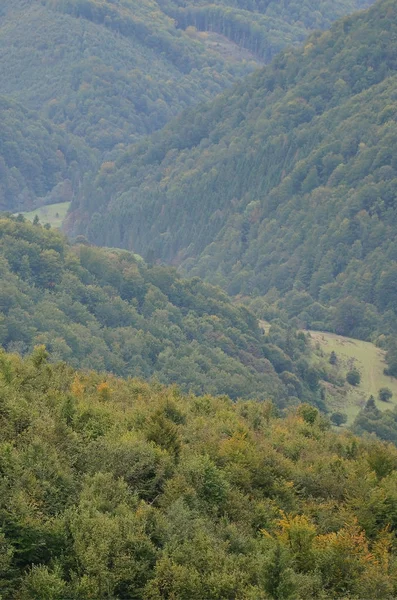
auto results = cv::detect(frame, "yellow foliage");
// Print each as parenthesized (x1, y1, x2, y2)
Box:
(315, 519, 371, 560)
(71, 375, 85, 398)
(97, 382, 111, 401)
(276, 512, 317, 546)
(100, 161, 116, 173)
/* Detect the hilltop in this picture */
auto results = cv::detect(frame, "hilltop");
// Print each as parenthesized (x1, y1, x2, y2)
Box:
(0, 0, 250, 152)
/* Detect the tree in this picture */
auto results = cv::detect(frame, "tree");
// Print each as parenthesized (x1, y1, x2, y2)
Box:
(19, 565, 66, 600)
(334, 297, 365, 337)
(329, 351, 337, 365)
(330, 411, 348, 427)
(297, 403, 319, 424)
(365, 395, 377, 411)
(379, 388, 393, 402)
(346, 369, 361, 386)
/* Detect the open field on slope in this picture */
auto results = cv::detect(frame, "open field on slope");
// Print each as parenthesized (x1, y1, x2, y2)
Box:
(19, 201, 71, 228)
(309, 331, 397, 424)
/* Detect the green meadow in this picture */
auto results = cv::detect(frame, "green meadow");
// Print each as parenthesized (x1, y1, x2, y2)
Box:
(309, 331, 397, 423)
(18, 201, 71, 228)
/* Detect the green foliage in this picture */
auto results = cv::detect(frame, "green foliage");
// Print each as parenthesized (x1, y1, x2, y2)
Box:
(379, 387, 393, 402)
(297, 403, 319, 424)
(159, 0, 371, 62)
(0, 216, 319, 404)
(0, 0, 370, 160)
(329, 351, 337, 365)
(75, 0, 397, 368)
(353, 396, 397, 445)
(0, 0, 253, 154)
(385, 341, 397, 377)
(0, 96, 93, 213)
(330, 411, 348, 426)
(0, 351, 397, 598)
(0, 0, 372, 215)
(346, 369, 361, 386)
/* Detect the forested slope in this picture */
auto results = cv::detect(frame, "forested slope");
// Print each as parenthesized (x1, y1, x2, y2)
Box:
(1, 351, 397, 599)
(0, 0, 251, 153)
(0, 97, 93, 213)
(0, 216, 324, 405)
(0, 0, 372, 153)
(74, 0, 397, 344)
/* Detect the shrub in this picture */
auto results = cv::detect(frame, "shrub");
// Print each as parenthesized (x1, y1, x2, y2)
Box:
(330, 411, 348, 427)
(346, 369, 361, 386)
(378, 387, 393, 402)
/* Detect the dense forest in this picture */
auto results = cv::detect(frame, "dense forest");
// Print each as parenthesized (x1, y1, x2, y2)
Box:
(0, 0, 251, 153)
(0, 0, 366, 158)
(0, 0, 372, 217)
(72, 0, 397, 356)
(0, 97, 94, 214)
(0, 216, 328, 406)
(2, 350, 397, 598)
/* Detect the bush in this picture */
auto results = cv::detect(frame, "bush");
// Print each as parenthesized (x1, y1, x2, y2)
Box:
(330, 411, 348, 427)
(329, 351, 337, 365)
(346, 369, 361, 386)
(379, 387, 393, 402)
(297, 403, 319, 424)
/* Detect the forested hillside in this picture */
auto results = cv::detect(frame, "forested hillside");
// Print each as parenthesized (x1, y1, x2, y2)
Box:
(0, 97, 93, 213)
(0, 216, 325, 405)
(2, 350, 397, 599)
(0, 0, 371, 154)
(0, 0, 252, 154)
(74, 0, 397, 347)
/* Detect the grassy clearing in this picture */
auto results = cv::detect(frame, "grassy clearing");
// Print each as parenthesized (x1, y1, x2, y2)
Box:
(309, 330, 397, 424)
(187, 29, 259, 65)
(259, 319, 271, 334)
(18, 202, 71, 228)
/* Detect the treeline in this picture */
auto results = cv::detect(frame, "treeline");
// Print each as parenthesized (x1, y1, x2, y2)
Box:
(0, 216, 325, 405)
(0, 97, 93, 213)
(72, 0, 397, 359)
(44, 0, 223, 73)
(2, 350, 397, 598)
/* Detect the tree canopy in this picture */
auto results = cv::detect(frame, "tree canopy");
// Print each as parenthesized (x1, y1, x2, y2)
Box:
(0, 216, 323, 405)
(0, 97, 93, 213)
(1, 348, 397, 598)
